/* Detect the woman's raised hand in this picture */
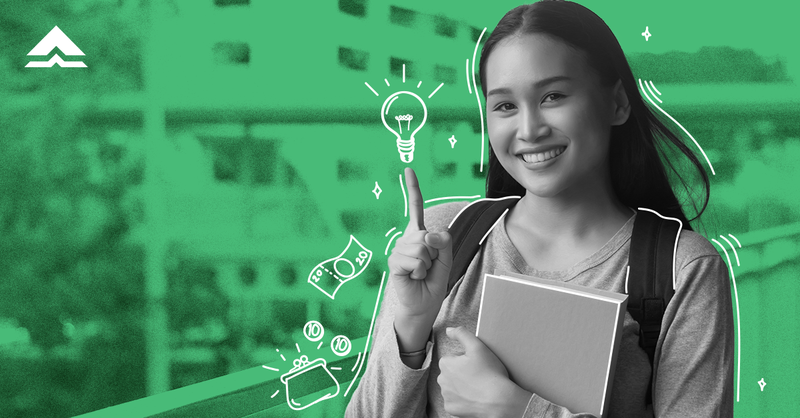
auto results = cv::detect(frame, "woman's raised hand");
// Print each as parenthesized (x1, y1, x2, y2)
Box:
(389, 168, 453, 322)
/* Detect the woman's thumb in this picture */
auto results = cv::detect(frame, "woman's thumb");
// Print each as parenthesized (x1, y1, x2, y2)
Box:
(425, 231, 451, 249)
(425, 232, 452, 267)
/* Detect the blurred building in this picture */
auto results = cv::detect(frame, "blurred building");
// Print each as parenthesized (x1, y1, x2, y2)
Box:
(133, 0, 492, 395)
(6, 0, 799, 414)
(128, 0, 800, 397)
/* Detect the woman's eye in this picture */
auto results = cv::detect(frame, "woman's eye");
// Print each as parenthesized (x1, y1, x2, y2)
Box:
(542, 93, 564, 103)
(495, 103, 517, 112)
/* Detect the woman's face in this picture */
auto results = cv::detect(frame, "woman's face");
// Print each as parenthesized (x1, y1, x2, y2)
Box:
(485, 33, 627, 199)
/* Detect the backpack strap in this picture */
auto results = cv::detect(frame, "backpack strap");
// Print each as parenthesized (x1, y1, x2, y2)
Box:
(446, 197, 520, 294)
(627, 208, 681, 406)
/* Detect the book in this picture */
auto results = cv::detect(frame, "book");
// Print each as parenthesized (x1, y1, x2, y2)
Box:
(476, 273, 628, 418)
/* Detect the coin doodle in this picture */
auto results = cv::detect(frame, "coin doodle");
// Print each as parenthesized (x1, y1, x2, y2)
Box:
(331, 335, 352, 357)
(303, 320, 324, 342)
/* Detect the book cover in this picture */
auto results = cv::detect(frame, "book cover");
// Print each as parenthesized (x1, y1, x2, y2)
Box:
(476, 273, 628, 417)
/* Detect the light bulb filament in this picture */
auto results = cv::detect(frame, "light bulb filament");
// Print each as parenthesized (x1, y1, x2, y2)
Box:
(395, 114, 413, 134)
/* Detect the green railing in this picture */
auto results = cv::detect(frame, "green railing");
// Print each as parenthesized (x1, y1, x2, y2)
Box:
(76, 337, 368, 418)
(75, 222, 800, 417)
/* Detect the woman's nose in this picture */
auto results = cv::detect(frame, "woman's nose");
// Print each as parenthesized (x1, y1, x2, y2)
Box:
(517, 107, 551, 142)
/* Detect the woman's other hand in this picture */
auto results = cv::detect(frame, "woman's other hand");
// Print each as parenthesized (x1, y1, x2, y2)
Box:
(439, 327, 532, 418)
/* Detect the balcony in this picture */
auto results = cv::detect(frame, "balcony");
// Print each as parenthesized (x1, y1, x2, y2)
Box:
(74, 219, 800, 416)
(76, 337, 367, 417)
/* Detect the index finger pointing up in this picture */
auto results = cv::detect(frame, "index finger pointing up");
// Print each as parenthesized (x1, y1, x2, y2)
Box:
(404, 167, 425, 231)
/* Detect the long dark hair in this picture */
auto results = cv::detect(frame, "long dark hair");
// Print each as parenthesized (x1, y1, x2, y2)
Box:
(479, 0, 709, 228)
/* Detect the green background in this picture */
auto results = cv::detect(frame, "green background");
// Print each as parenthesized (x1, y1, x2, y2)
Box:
(1, 0, 798, 416)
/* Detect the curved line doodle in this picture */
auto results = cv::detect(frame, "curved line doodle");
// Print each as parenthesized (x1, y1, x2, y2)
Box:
(424, 195, 481, 204)
(638, 79, 716, 175)
(711, 238, 742, 403)
(399, 173, 408, 218)
(385, 231, 403, 256)
(720, 235, 740, 266)
(471, 28, 487, 173)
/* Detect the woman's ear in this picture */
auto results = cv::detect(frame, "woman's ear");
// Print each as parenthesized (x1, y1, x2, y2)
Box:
(611, 79, 630, 126)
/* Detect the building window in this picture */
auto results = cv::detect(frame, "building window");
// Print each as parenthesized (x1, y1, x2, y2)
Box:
(284, 164, 298, 187)
(339, 0, 367, 17)
(340, 210, 366, 233)
(212, 141, 242, 182)
(212, 41, 249, 65)
(390, 6, 417, 27)
(214, 0, 249, 5)
(338, 46, 369, 71)
(434, 15, 457, 38)
(471, 26, 488, 43)
(279, 264, 297, 286)
(251, 140, 277, 185)
(434, 64, 457, 84)
(472, 163, 484, 179)
(273, 300, 307, 333)
(337, 159, 368, 181)
(364, 264, 381, 287)
(390, 57, 414, 79)
(208, 138, 276, 185)
(239, 265, 257, 286)
(436, 162, 457, 178)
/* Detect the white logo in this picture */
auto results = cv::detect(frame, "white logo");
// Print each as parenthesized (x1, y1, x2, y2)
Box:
(25, 26, 86, 68)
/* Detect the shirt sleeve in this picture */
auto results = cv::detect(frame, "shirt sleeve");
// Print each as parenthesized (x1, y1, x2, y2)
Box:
(651, 253, 735, 417)
(521, 393, 599, 417)
(344, 262, 434, 418)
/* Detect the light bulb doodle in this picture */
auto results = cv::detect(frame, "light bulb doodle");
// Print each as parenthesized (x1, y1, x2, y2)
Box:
(381, 91, 427, 163)
(365, 64, 443, 163)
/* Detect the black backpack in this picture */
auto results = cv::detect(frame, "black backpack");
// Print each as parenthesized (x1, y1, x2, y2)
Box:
(445, 197, 681, 405)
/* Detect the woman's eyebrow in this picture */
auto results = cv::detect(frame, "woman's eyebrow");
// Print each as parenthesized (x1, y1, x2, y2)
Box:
(487, 76, 572, 97)
(532, 75, 571, 88)
(487, 87, 513, 97)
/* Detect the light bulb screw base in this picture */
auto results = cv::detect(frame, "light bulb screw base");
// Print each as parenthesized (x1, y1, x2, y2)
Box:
(396, 138, 415, 164)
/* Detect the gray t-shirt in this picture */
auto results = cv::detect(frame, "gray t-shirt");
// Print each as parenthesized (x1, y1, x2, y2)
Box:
(346, 201, 734, 417)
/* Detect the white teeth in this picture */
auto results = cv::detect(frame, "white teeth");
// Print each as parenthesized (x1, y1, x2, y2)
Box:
(521, 146, 565, 163)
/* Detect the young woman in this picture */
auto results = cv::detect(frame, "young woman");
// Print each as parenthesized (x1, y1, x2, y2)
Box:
(347, 1, 733, 417)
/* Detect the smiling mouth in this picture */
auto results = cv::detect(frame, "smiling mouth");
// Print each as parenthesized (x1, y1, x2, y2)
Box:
(519, 146, 566, 163)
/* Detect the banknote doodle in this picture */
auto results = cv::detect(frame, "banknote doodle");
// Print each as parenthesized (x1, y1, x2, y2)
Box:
(307, 235, 372, 299)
